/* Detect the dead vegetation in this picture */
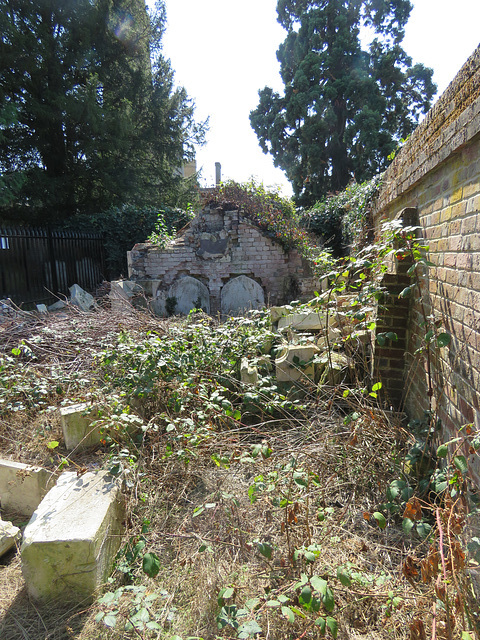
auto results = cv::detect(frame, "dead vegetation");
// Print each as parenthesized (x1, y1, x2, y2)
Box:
(0, 303, 478, 640)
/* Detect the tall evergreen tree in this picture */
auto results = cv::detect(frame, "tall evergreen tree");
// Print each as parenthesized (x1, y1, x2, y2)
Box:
(0, 0, 206, 222)
(250, 0, 436, 206)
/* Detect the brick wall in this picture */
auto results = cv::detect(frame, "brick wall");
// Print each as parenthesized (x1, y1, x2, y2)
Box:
(373, 45, 480, 477)
(128, 206, 318, 314)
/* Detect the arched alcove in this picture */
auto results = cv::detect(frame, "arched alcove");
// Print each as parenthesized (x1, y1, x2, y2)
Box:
(168, 276, 210, 315)
(220, 275, 264, 316)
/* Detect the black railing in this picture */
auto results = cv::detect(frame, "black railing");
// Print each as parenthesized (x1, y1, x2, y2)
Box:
(0, 226, 106, 307)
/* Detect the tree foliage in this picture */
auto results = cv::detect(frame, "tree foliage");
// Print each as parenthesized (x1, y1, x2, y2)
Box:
(250, 0, 436, 207)
(0, 0, 206, 222)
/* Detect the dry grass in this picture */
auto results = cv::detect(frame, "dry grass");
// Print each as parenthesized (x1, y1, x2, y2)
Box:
(0, 305, 478, 640)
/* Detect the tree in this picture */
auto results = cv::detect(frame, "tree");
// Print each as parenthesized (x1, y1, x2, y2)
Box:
(0, 0, 206, 222)
(250, 0, 436, 207)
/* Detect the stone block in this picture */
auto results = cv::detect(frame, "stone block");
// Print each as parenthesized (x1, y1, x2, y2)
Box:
(69, 284, 95, 312)
(278, 312, 325, 332)
(317, 352, 352, 385)
(21, 470, 125, 602)
(0, 459, 54, 516)
(48, 300, 66, 312)
(0, 518, 21, 557)
(275, 345, 319, 382)
(60, 403, 101, 451)
(240, 358, 259, 386)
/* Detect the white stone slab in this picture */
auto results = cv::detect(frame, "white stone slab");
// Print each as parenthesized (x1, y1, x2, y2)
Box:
(0, 518, 21, 556)
(278, 312, 325, 331)
(60, 403, 101, 451)
(0, 459, 54, 516)
(240, 358, 259, 385)
(21, 470, 125, 602)
(275, 345, 319, 382)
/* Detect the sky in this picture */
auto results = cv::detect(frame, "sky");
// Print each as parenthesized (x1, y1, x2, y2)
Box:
(155, 0, 480, 196)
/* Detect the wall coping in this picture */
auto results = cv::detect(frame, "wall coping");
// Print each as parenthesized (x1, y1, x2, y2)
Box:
(375, 44, 480, 213)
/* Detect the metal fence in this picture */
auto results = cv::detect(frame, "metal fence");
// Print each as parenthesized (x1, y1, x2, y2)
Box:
(0, 226, 106, 307)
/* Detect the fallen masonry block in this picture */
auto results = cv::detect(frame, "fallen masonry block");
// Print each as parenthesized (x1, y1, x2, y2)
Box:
(0, 518, 21, 557)
(60, 403, 101, 451)
(69, 283, 95, 312)
(240, 357, 259, 386)
(278, 312, 325, 332)
(21, 470, 125, 602)
(0, 459, 54, 516)
(275, 344, 319, 382)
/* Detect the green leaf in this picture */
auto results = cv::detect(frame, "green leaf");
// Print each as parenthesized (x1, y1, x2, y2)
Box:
(326, 616, 338, 638)
(266, 600, 281, 607)
(299, 585, 312, 604)
(245, 598, 260, 610)
(103, 614, 117, 628)
(293, 471, 308, 488)
(436, 332, 451, 348)
(304, 551, 316, 562)
(47, 440, 59, 450)
(142, 552, 160, 578)
(398, 286, 412, 298)
(371, 382, 382, 392)
(237, 619, 262, 638)
(436, 444, 448, 458)
(281, 605, 295, 623)
(336, 567, 352, 587)
(222, 587, 235, 599)
(416, 521, 432, 538)
(257, 542, 272, 560)
(290, 606, 307, 618)
(323, 587, 335, 612)
(372, 512, 387, 529)
(315, 616, 326, 634)
(402, 518, 414, 534)
(454, 455, 468, 474)
(386, 479, 406, 502)
(310, 575, 328, 595)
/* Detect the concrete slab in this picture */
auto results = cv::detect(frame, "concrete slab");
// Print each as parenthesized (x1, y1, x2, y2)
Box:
(0, 459, 54, 516)
(275, 345, 319, 382)
(21, 470, 125, 602)
(60, 403, 101, 451)
(0, 518, 21, 557)
(278, 312, 325, 332)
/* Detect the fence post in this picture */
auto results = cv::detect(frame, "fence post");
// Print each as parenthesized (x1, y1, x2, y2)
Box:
(47, 226, 59, 294)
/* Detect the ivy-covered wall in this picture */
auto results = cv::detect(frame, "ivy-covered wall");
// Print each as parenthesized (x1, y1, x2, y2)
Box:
(373, 45, 480, 477)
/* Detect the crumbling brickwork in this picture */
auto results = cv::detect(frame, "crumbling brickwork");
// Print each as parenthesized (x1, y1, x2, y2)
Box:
(128, 206, 318, 315)
(373, 45, 480, 479)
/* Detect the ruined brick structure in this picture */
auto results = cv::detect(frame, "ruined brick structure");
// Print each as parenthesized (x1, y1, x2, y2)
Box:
(127, 205, 318, 315)
(373, 45, 480, 478)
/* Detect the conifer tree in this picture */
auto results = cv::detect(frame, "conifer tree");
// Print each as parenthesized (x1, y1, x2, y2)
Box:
(250, 0, 435, 206)
(0, 0, 206, 222)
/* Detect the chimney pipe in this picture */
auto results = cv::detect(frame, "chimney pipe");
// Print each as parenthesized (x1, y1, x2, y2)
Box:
(215, 162, 221, 186)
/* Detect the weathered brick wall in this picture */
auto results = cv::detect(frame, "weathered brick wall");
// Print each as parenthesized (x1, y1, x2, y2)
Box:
(373, 45, 480, 474)
(128, 206, 318, 314)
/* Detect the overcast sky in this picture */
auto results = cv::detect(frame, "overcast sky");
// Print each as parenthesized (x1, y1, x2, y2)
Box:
(156, 0, 480, 195)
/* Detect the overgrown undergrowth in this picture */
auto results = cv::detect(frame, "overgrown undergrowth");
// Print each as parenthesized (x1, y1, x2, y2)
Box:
(0, 293, 479, 640)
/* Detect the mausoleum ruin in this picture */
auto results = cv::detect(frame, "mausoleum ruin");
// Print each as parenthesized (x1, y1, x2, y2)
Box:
(127, 205, 319, 316)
